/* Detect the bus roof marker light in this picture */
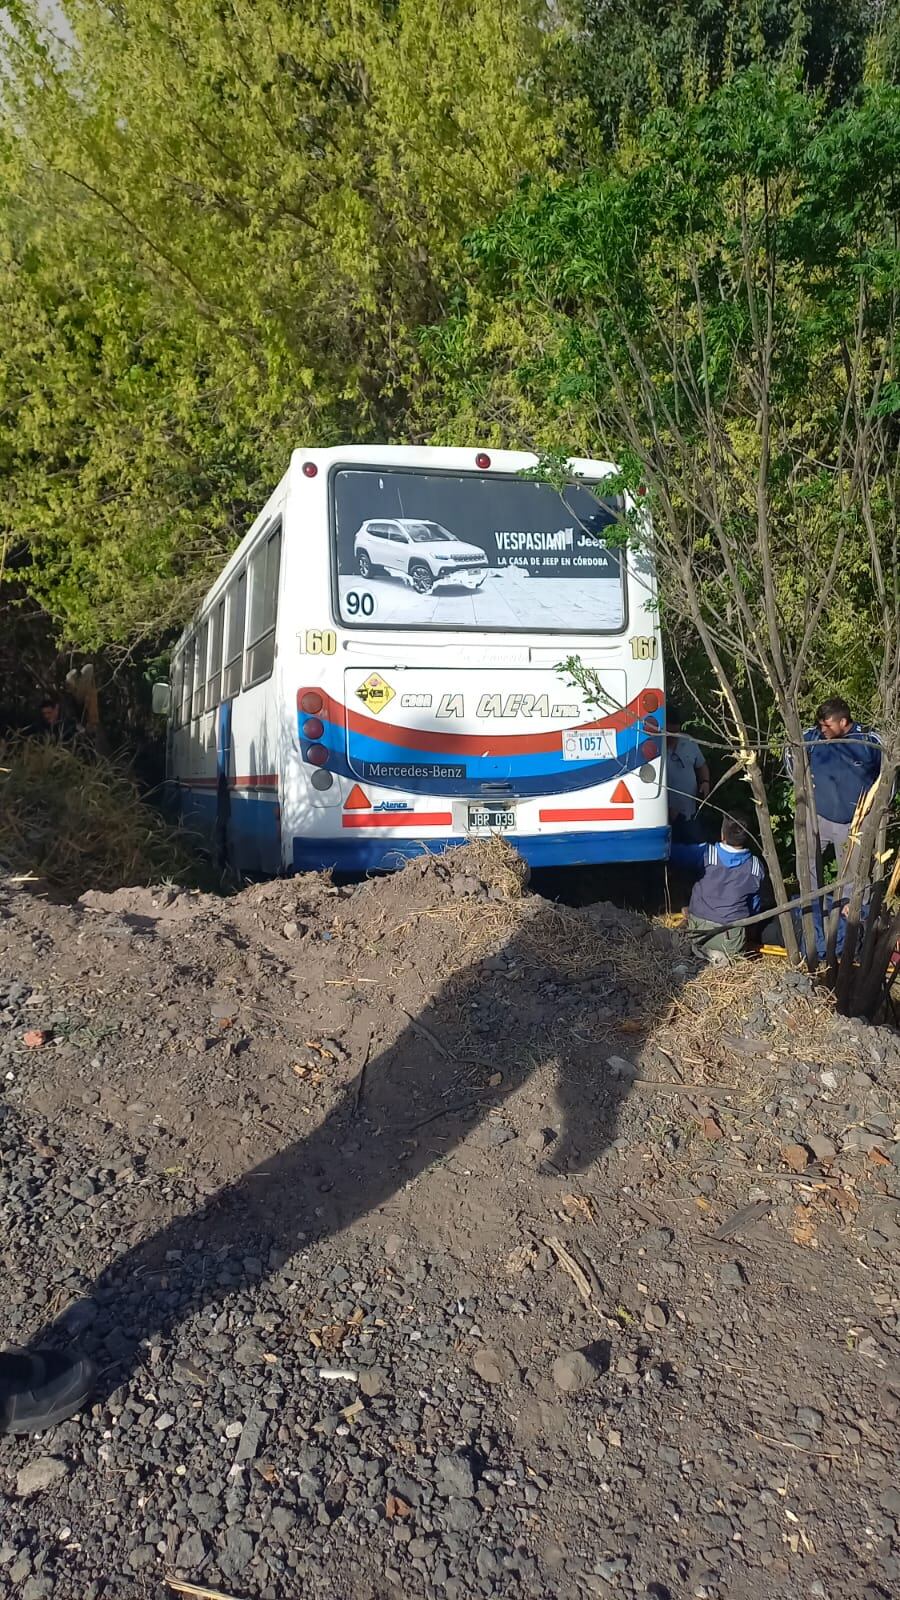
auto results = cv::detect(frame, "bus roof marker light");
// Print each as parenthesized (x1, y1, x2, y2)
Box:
(475, 452, 491, 469)
(302, 461, 318, 478)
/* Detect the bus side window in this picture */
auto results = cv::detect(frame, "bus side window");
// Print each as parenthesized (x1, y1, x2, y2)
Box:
(223, 571, 246, 700)
(192, 620, 209, 720)
(245, 522, 281, 687)
(171, 652, 183, 729)
(206, 598, 225, 710)
(180, 636, 194, 727)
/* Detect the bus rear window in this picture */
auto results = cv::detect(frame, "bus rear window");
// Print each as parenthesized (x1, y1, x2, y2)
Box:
(331, 468, 626, 632)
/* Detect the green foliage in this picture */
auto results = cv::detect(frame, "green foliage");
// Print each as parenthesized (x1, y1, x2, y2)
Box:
(429, 66, 900, 732)
(0, 0, 897, 676)
(0, 0, 579, 646)
(578, 0, 890, 143)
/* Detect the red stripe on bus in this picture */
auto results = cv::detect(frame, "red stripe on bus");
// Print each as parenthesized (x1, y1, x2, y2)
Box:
(538, 807, 635, 822)
(316, 689, 655, 757)
(341, 812, 453, 829)
(178, 775, 278, 789)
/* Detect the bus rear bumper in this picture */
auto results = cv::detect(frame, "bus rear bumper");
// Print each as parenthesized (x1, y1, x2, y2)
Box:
(292, 827, 670, 874)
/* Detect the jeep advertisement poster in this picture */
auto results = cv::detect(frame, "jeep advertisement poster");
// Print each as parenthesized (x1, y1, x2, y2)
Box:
(331, 468, 626, 631)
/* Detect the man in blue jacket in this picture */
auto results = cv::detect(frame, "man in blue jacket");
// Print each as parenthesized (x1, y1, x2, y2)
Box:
(790, 697, 882, 883)
(672, 813, 766, 963)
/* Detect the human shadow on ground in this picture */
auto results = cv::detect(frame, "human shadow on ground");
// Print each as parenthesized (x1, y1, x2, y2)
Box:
(32, 900, 686, 1404)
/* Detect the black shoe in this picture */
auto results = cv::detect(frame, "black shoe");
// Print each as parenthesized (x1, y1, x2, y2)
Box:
(0, 1349, 95, 1435)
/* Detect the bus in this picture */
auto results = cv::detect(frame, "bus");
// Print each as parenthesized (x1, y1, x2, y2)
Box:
(155, 445, 667, 875)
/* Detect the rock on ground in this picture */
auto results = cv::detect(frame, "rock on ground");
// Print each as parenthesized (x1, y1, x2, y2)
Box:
(15, 1457, 68, 1497)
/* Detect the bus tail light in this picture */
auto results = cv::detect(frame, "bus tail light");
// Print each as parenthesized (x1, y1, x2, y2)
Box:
(639, 688, 663, 716)
(299, 688, 328, 765)
(640, 738, 660, 761)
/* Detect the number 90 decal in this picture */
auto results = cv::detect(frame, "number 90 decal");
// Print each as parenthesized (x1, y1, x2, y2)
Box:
(345, 591, 375, 617)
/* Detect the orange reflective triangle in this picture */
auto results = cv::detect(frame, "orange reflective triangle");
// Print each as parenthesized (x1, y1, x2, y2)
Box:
(344, 784, 371, 811)
(610, 780, 633, 804)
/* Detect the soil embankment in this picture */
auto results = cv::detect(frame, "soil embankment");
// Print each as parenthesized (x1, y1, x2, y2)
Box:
(0, 847, 898, 1599)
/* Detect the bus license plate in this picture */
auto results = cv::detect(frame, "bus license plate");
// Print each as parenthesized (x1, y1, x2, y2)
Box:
(563, 729, 616, 761)
(468, 805, 516, 833)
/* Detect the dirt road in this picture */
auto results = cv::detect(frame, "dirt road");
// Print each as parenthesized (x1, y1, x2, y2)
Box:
(0, 849, 898, 1599)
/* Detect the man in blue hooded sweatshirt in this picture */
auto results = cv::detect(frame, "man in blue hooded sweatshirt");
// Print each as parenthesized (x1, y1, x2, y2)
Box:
(672, 813, 766, 963)
(790, 697, 882, 884)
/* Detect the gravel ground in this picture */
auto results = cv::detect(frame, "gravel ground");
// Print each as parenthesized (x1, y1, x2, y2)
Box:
(0, 850, 898, 1600)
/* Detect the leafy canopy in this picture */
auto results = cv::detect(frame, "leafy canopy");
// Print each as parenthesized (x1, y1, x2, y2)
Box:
(0, 0, 578, 645)
(428, 66, 900, 730)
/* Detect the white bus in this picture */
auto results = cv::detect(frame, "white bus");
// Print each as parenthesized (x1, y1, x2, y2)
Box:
(156, 445, 667, 875)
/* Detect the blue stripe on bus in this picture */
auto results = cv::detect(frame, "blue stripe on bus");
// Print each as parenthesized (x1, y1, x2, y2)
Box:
(292, 826, 669, 874)
(217, 701, 232, 779)
(302, 716, 657, 797)
(177, 785, 281, 873)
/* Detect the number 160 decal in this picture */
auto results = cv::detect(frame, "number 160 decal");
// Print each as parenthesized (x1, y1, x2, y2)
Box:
(630, 636, 658, 660)
(301, 628, 337, 654)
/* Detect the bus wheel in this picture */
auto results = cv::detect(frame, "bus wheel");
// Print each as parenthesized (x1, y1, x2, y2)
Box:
(410, 562, 433, 594)
(357, 550, 372, 578)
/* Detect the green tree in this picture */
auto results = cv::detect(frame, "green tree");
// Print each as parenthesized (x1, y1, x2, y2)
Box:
(577, 0, 894, 143)
(429, 67, 900, 1005)
(0, 0, 579, 646)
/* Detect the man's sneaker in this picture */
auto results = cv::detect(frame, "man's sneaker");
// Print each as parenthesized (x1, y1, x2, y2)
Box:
(0, 1349, 95, 1435)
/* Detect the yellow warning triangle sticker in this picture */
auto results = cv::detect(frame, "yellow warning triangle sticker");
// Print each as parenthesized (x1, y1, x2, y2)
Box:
(344, 784, 371, 811)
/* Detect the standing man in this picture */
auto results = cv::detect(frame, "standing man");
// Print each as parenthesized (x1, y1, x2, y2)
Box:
(666, 706, 711, 842)
(793, 697, 882, 881)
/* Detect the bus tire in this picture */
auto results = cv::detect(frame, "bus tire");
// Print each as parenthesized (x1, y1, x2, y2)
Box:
(409, 562, 433, 594)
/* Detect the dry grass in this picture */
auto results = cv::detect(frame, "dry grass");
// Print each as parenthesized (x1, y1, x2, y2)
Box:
(416, 850, 684, 1001)
(447, 834, 531, 898)
(0, 736, 199, 898)
(649, 958, 840, 1120)
(410, 848, 841, 1083)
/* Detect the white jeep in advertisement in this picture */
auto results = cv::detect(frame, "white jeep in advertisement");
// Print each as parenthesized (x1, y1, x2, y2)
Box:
(353, 518, 489, 593)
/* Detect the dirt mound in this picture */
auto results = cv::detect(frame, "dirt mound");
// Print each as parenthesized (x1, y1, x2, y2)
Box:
(0, 844, 899, 1600)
